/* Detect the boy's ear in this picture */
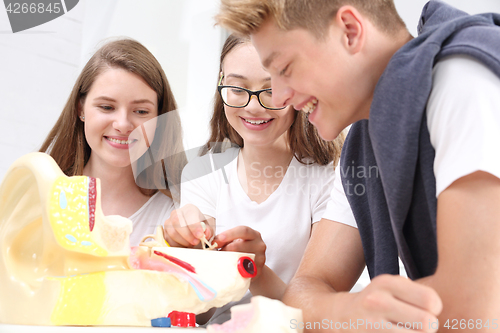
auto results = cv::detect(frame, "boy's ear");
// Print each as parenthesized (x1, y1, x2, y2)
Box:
(336, 6, 365, 54)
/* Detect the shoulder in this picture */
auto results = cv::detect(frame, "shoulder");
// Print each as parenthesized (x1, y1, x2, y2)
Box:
(129, 191, 175, 225)
(428, 54, 500, 124)
(182, 147, 238, 181)
(433, 54, 500, 85)
(181, 147, 240, 189)
(428, 54, 500, 196)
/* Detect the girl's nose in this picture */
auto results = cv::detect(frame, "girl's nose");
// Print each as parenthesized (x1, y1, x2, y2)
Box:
(245, 95, 265, 113)
(113, 110, 134, 134)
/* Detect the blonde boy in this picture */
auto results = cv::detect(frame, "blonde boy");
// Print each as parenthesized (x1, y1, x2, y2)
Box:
(217, 0, 500, 331)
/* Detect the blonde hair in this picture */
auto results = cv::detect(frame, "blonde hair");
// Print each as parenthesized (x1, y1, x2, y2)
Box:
(216, 0, 406, 39)
(202, 34, 344, 167)
(40, 38, 187, 200)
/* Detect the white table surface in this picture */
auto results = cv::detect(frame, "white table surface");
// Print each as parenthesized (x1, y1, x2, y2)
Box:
(0, 324, 206, 332)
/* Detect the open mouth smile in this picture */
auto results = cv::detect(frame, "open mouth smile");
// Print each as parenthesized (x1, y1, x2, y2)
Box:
(241, 117, 273, 125)
(301, 98, 318, 114)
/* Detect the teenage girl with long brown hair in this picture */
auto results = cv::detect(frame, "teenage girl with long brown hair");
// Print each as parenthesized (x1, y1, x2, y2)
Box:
(40, 38, 186, 246)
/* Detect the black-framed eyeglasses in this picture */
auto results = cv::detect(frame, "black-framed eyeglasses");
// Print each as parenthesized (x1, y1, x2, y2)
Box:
(218, 75, 286, 110)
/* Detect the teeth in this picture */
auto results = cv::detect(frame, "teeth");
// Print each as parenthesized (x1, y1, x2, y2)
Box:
(243, 118, 271, 125)
(107, 137, 132, 145)
(302, 99, 318, 114)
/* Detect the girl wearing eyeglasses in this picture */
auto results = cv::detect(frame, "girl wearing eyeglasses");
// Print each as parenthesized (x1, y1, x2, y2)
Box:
(163, 34, 353, 324)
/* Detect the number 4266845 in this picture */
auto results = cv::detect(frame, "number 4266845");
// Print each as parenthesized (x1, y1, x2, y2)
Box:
(444, 319, 498, 330)
(6, 3, 61, 14)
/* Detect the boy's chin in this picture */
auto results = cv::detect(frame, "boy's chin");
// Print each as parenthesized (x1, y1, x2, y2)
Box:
(316, 126, 341, 142)
(310, 115, 341, 141)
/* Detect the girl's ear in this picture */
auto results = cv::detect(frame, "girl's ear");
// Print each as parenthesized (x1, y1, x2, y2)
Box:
(78, 100, 85, 121)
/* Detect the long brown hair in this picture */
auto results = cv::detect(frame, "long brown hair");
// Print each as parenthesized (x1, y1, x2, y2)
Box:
(203, 34, 344, 166)
(39, 38, 186, 199)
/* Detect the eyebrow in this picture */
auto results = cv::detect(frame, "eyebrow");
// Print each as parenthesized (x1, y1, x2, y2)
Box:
(94, 96, 155, 105)
(262, 51, 279, 69)
(131, 99, 156, 106)
(226, 73, 247, 80)
(225, 74, 271, 82)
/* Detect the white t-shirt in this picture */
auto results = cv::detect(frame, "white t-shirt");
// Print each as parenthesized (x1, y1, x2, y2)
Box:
(325, 55, 500, 229)
(322, 165, 358, 228)
(427, 54, 500, 197)
(128, 191, 175, 246)
(181, 147, 336, 323)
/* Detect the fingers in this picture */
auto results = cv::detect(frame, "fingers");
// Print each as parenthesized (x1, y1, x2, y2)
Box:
(163, 206, 209, 247)
(386, 302, 438, 333)
(222, 238, 265, 254)
(215, 226, 266, 272)
(214, 225, 261, 248)
(221, 238, 266, 269)
(358, 289, 438, 332)
(357, 275, 442, 333)
(371, 275, 443, 316)
(180, 204, 215, 243)
(199, 218, 216, 241)
(163, 210, 193, 247)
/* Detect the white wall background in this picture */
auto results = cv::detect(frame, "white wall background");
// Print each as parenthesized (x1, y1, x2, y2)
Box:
(0, 0, 226, 180)
(0, 0, 500, 179)
(0, 0, 499, 289)
(1, 0, 499, 180)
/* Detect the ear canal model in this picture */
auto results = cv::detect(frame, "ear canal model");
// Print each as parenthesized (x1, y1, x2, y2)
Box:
(0, 153, 253, 326)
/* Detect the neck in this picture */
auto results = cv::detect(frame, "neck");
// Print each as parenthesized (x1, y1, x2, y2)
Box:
(375, 28, 413, 70)
(240, 136, 293, 172)
(237, 134, 294, 203)
(359, 28, 413, 120)
(82, 156, 143, 200)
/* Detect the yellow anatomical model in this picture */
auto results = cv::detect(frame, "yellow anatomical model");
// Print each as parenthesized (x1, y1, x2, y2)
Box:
(0, 153, 255, 326)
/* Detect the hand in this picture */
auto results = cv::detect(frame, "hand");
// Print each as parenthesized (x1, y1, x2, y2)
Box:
(214, 226, 266, 280)
(163, 204, 214, 248)
(332, 274, 442, 332)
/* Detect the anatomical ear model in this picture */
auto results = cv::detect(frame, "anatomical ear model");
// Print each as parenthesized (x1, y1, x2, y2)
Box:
(0, 153, 256, 327)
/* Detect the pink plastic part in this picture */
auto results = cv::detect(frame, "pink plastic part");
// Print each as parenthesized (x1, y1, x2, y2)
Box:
(154, 250, 196, 273)
(129, 248, 216, 301)
(207, 307, 254, 332)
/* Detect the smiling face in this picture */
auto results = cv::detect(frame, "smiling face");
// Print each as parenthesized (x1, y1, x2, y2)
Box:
(251, 16, 373, 141)
(221, 42, 296, 148)
(80, 68, 158, 170)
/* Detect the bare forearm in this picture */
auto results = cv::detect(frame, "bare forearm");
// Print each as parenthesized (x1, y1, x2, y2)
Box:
(418, 271, 500, 332)
(282, 275, 339, 328)
(424, 171, 500, 331)
(249, 265, 287, 300)
(281, 219, 441, 333)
